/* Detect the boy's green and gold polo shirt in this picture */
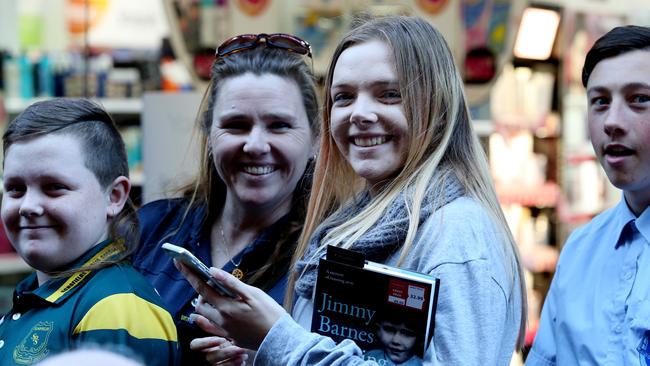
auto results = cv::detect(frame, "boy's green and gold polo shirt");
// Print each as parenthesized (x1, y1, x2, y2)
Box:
(0, 240, 179, 366)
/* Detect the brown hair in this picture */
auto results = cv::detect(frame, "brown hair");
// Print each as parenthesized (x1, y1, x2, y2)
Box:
(176, 46, 319, 290)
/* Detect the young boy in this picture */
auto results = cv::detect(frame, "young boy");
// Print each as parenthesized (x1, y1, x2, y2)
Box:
(0, 99, 179, 366)
(365, 312, 423, 366)
(527, 25, 650, 365)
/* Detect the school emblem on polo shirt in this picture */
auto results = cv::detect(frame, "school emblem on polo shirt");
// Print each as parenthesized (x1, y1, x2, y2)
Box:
(639, 331, 650, 366)
(13, 321, 53, 364)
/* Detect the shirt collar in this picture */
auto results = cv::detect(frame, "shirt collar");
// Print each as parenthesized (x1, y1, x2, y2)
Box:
(613, 197, 637, 249)
(14, 239, 125, 306)
(633, 202, 650, 247)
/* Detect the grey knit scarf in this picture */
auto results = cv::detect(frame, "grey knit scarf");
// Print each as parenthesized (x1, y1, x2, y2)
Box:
(294, 168, 465, 299)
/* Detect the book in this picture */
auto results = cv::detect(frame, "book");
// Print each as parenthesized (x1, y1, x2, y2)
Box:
(311, 246, 440, 366)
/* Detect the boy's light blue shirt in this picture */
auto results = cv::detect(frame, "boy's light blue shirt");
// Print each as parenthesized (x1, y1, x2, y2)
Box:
(528, 196, 650, 365)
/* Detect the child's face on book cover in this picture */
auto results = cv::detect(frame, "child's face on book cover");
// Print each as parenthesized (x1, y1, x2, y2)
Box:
(377, 321, 418, 363)
(1, 134, 112, 273)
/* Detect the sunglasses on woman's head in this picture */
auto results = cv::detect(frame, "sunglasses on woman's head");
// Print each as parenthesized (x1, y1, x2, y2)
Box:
(216, 33, 312, 59)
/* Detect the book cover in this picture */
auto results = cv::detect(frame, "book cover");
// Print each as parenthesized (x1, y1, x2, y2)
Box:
(311, 246, 440, 366)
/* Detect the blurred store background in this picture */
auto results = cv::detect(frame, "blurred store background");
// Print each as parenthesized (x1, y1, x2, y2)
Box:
(0, 0, 648, 363)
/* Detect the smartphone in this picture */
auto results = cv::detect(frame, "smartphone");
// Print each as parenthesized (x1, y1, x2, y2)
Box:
(162, 242, 237, 298)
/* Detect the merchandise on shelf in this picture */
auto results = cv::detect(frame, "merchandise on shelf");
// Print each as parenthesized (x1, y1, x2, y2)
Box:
(0, 51, 155, 100)
(490, 64, 555, 130)
(119, 125, 144, 186)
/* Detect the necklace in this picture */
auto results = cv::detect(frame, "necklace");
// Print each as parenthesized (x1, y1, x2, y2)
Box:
(219, 223, 245, 280)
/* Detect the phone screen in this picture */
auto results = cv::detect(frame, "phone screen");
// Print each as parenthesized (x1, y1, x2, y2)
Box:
(162, 243, 237, 298)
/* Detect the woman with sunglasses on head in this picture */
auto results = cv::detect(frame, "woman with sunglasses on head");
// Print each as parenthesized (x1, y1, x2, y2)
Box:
(178, 15, 526, 365)
(131, 33, 318, 365)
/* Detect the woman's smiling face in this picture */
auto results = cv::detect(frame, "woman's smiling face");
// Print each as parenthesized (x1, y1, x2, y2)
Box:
(210, 72, 313, 211)
(329, 40, 409, 193)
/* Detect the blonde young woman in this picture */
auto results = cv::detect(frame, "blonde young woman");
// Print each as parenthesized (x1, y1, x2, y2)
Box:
(178, 16, 526, 365)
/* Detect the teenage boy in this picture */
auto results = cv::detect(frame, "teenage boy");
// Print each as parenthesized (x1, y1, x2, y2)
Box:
(527, 25, 650, 365)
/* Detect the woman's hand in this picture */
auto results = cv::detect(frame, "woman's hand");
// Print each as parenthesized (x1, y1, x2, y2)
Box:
(190, 334, 249, 366)
(176, 261, 287, 350)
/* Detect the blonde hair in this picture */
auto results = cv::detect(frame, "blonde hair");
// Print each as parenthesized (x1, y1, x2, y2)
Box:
(287, 16, 526, 349)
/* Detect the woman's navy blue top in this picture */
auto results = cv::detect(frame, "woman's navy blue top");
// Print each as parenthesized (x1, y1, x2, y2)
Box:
(132, 198, 293, 365)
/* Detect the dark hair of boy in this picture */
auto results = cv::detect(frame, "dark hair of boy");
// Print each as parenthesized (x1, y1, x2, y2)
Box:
(582, 25, 650, 87)
(2, 98, 139, 272)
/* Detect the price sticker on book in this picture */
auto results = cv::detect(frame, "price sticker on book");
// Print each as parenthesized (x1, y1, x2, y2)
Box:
(386, 279, 427, 311)
(387, 279, 407, 306)
(406, 285, 425, 310)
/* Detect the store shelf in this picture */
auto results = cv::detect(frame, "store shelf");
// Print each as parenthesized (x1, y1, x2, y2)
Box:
(560, 212, 598, 225)
(473, 119, 494, 137)
(496, 181, 560, 207)
(566, 154, 597, 165)
(0, 253, 31, 275)
(130, 169, 144, 186)
(5, 97, 143, 115)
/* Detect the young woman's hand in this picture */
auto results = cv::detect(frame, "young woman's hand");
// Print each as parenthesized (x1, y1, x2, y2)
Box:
(176, 261, 287, 350)
(190, 333, 249, 366)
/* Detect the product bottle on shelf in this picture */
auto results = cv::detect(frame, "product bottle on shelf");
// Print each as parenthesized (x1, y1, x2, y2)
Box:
(18, 53, 34, 99)
(2, 53, 21, 99)
(37, 53, 54, 97)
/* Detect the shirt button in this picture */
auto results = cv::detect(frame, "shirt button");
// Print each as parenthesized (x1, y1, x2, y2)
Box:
(614, 324, 623, 334)
(623, 271, 633, 280)
(191, 297, 199, 307)
(0, 340, 4, 349)
(12, 313, 21, 321)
